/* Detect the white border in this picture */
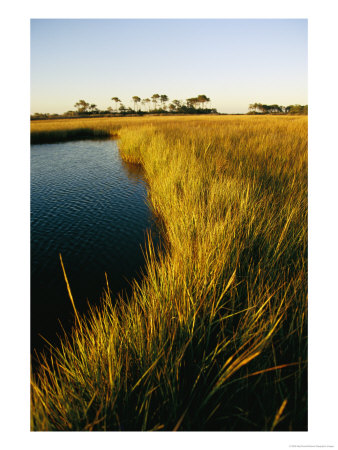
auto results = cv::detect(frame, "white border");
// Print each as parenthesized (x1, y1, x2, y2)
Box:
(1, 1, 337, 449)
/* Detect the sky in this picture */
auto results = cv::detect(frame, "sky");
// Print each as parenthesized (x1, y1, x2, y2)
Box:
(30, 19, 307, 114)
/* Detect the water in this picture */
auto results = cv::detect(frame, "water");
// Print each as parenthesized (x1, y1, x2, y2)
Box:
(31, 139, 158, 357)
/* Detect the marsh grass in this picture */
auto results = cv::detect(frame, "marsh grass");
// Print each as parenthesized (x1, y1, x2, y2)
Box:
(31, 118, 120, 144)
(31, 116, 215, 144)
(31, 115, 307, 431)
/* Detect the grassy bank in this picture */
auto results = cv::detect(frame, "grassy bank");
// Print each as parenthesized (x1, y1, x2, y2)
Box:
(31, 115, 220, 144)
(31, 117, 121, 144)
(31, 115, 307, 430)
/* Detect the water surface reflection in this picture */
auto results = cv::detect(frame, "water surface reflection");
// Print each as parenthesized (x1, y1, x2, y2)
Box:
(31, 139, 159, 358)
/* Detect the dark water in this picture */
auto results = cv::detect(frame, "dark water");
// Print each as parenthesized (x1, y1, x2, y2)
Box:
(31, 139, 158, 358)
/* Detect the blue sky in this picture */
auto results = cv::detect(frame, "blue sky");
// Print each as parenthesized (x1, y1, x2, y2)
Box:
(30, 19, 307, 114)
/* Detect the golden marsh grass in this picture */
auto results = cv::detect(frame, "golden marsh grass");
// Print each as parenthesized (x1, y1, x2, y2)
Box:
(31, 115, 307, 430)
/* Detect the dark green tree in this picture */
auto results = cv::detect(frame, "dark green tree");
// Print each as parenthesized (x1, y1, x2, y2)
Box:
(248, 103, 259, 113)
(132, 96, 141, 111)
(74, 100, 90, 113)
(143, 98, 151, 111)
(197, 94, 210, 109)
(160, 94, 169, 110)
(186, 97, 197, 109)
(172, 100, 182, 109)
(111, 97, 121, 112)
(89, 104, 98, 114)
(151, 94, 160, 110)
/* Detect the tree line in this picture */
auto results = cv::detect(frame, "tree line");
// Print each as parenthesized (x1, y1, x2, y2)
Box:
(31, 97, 308, 119)
(31, 94, 217, 119)
(248, 103, 308, 115)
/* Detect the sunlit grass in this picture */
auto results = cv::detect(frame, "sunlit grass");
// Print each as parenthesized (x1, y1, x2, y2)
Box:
(31, 115, 307, 431)
(31, 115, 222, 144)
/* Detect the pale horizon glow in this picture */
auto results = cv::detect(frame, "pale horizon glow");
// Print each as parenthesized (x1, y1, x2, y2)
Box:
(31, 19, 307, 114)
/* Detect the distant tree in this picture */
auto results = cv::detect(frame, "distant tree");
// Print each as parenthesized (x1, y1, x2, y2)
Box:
(186, 97, 198, 109)
(107, 106, 114, 114)
(248, 103, 258, 113)
(119, 103, 126, 113)
(269, 104, 282, 114)
(254, 103, 267, 114)
(89, 104, 98, 114)
(74, 99, 90, 113)
(249, 103, 277, 114)
(172, 99, 182, 109)
(151, 94, 160, 110)
(31, 112, 50, 119)
(64, 110, 77, 117)
(132, 96, 141, 111)
(186, 98, 193, 108)
(160, 94, 169, 110)
(197, 94, 210, 109)
(111, 97, 121, 112)
(249, 103, 307, 115)
(143, 98, 151, 111)
(287, 104, 308, 115)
